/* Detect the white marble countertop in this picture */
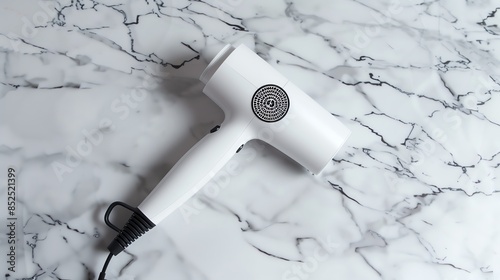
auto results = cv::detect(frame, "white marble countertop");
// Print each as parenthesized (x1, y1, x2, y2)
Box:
(1, 0, 500, 279)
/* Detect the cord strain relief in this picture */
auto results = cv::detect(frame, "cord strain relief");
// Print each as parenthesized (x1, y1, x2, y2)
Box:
(107, 210, 155, 256)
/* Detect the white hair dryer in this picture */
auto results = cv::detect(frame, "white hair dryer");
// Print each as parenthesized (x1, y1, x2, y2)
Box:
(99, 44, 350, 278)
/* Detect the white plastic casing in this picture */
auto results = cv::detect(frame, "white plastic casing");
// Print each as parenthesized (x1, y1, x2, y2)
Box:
(138, 44, 350, 224)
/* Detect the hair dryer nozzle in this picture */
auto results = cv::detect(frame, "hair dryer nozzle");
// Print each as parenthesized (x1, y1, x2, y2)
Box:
(257, 81, 350, 174)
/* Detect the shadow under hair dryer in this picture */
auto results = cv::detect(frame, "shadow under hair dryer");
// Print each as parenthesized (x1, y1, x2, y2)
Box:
(98, 44, 350, 279)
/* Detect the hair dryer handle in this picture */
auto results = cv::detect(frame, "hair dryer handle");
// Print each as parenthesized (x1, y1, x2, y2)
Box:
(137, 118, 250, 225)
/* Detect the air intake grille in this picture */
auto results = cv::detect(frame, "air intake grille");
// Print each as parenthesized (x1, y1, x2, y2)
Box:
(251, 84, 289, 122)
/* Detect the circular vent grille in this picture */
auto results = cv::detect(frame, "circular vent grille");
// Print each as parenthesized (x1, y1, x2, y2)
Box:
(251, 84, 289, 122)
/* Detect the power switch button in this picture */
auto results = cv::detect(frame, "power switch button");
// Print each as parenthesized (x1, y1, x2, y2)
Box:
(236, 144, 244, 153)
(210, 125, 221, 133)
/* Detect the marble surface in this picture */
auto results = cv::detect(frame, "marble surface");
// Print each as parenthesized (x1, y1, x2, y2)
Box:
(1, 0, 500, 279)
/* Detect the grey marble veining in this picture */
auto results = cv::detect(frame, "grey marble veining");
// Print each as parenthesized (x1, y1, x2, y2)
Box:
(1, 0, 499, 279)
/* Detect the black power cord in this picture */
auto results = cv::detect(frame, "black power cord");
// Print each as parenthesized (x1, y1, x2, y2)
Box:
(98, 252, 113, 280)
(97, 202, 155, 280)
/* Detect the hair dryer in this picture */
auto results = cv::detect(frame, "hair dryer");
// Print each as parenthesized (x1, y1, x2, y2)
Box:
(99, 44, 350, 278)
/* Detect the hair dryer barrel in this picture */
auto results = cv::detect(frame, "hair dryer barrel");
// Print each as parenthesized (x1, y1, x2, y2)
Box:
(203, 44, 351, 174)
(259, 81, 350, 174)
